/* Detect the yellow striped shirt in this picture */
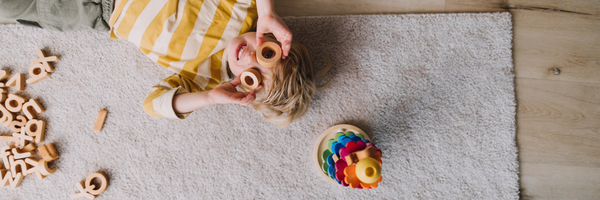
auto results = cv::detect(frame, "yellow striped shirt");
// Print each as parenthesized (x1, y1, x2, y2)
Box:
(109, 0, 257, 119)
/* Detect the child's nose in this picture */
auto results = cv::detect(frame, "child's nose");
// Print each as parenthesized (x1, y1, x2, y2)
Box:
(244, 51, 258, 66)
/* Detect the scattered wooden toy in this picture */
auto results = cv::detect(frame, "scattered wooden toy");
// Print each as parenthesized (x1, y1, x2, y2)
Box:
(37, 143, 59, 162)
(0, 49, 59, 190)
(256, 42, 282, 68)
(72, 172, 109, 199)
(93, 109, 108, 132)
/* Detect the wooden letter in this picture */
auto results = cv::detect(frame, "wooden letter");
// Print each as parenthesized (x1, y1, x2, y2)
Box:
(0, 89, 6, 103)
(9, 115, 27, 133)
(31, 49, 59, 73)
(0, 104, 14, 126)
(5, 94, 26, 113)
(12, 131, 33, 149)
(21, 142, 35, 152)
(38, 159, 55, 175)
(37, 143, 59, 161)
(71, 181, 95, 199)
(93, 109, 107, 132)
(11, 148, 32, 159)
(5, 73, 25, 91)
(9, 155, 27, 177)
(1, 146, 12, 170)
(26, 63, 51, 84)
(22, 99, 45, 120)
(0, 169, 23, 188)
(25, 119, 46, 143)
(84, 172, 109, 195)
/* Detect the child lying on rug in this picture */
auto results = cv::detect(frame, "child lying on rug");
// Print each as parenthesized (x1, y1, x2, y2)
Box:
(0, 0, 329, 127)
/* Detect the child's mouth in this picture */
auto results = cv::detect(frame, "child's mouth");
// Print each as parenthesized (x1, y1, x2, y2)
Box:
(237, 44, 247, 61)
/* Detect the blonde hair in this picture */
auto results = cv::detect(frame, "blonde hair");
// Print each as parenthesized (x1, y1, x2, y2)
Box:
(252, 33, 331, 127)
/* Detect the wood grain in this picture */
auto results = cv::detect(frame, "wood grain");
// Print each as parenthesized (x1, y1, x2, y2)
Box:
(445, 0, 508, 12)
(520, 163, 600, 200)
(512, 9, 600, 84)
(516, 78, 600, 167)
(275, 0, 445, 16)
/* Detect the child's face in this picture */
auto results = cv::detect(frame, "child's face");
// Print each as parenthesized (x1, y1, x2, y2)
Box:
(226, 32, 279, 78)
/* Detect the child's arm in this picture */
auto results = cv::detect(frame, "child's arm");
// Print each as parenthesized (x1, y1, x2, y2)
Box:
(172, 75, 262, 114)
(256, 0, 292, 59)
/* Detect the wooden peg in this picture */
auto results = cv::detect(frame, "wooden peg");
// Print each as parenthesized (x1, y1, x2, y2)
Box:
(21, 142, 35, 152)
(9, 115, 27, 133)
(93, 109, 107, 132)
(22, 99, 45, 120)
(85, 172, 109, 195)
(38, 159, 55, 175)
(5, 94, 26, 113)
(5, 73, 25, 91)
(0, 104, 14, 126)
(9, 155, 27, 177)
(37, 143, 59, 161)
(0, 169, 24, 188)
(25, 119, 45, 142)
(11, 148, 32, 159)
(31, 49, 59, 73)
(26, 63, 51, 84)
(344, 146, 377, 165)
(71, 181, 95, 199)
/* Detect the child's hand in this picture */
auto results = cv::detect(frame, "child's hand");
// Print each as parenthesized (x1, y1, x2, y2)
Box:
(256, 13, 292, 59)
(208, 75, 262, 106)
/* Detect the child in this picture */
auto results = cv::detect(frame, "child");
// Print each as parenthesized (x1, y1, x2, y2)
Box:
(0, 0, 329, 127)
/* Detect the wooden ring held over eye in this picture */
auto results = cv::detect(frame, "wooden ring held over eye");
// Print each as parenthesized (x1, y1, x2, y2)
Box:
(240, 69, 262, 90)
(84, 172, 109, 195)
(256, 42, 281, 68)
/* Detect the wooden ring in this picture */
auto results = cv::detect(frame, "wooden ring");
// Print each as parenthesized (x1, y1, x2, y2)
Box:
(240, 69, 262, 90)
(256, 42, 281, 68)
(85, 172, 109, 195)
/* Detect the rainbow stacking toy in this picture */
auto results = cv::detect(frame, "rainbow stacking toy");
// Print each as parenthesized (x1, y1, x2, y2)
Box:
(313, 124, 383, 189)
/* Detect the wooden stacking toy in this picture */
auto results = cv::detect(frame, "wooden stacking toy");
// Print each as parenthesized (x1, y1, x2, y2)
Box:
(256, 42, 281, 68)
(313, 124, 383, 189)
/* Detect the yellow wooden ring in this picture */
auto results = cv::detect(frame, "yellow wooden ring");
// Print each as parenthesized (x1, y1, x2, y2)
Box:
(240, 69, 262, 90)
(256, 42, 281, 68)
(84, 172, 109, 195)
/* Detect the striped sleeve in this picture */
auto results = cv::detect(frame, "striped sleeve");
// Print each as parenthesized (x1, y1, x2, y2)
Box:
(143, 74, 201, 119)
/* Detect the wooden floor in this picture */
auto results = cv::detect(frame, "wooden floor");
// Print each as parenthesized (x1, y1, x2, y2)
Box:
(275, 0, 600, 199)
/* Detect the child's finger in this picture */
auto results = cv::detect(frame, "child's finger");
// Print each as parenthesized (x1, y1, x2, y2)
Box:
(256, 32, 264, 47)
(229, 75, 242, 86)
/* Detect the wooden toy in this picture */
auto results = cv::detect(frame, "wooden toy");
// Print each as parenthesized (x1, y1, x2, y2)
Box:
(93, 109, 108, 132)
(0, 104, 14, 126)
(354, 157, 381, 184)
(0, 168, 23, 188)
(313, 124, 372, 185)
(21, 142, 35, 152)
(71, 181, 95, 199)
(256, 42, 281, 68)
(1, 145, 12, 170)
(12, 132, 33, 149)
(22, 99, 45, 120)
(5, 94, 26, 113)
(25, 119, 45, 143)
(5, 73, 25, 91)
(84, 172, 109, 195)
(37, 143, 59, 161)
(9, 115, 27, 133)
(26, 63, 51, 84)
(38, 159, 55, 176)
(9, 155, 27, 177)
(240, 69, 262, 90)
(31, 49, 59, 73)
(0, 136, 18, 143)
(0, 70, 11, 85)
(344, 146, 377, 165)
(11, 148, 32, 159)
(0, 89, 6, 103)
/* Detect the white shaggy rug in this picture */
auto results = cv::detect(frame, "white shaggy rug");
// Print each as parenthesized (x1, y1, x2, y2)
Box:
(0, 13, 518, 199)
